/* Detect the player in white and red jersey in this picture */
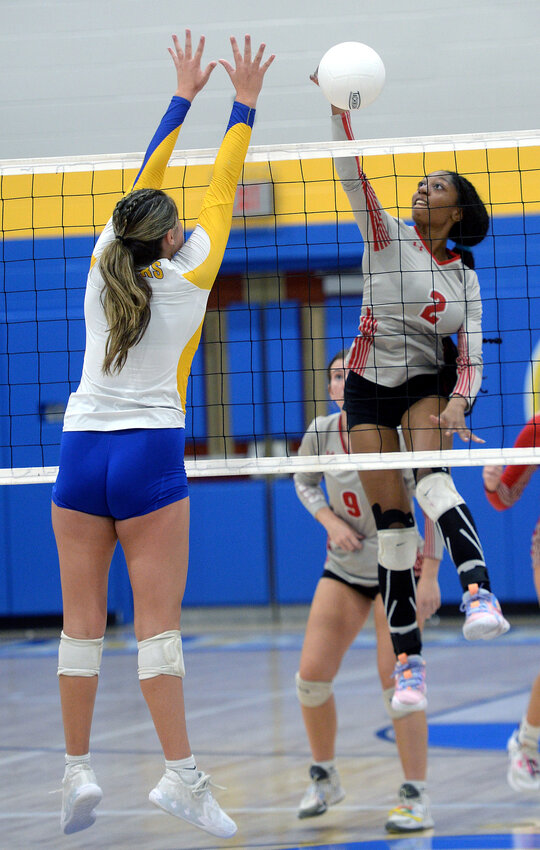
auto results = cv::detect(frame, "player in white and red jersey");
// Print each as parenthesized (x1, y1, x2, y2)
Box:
(312, 73, 509, 714)
(483, 414, 540, 793)
(51, 32, 274, 838)
(294, 351, 442, 833)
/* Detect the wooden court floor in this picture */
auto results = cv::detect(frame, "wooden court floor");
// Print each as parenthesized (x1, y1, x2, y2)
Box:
(1, 607, 540, 850)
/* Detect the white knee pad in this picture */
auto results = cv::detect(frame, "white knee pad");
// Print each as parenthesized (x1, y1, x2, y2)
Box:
(378, 527, 418, 571)
(295, 672, 333, 707)
(57, 631, 104, 677)
(383, 686, 411, 720)
(137, 630, 185, 680)
(416, 471, 465, 522)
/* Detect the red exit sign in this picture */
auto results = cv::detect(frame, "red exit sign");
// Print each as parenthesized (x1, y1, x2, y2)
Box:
(233, 182, 274, 217)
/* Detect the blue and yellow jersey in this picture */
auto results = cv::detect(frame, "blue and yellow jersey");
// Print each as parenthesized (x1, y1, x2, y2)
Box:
(63, 97, 255, 433)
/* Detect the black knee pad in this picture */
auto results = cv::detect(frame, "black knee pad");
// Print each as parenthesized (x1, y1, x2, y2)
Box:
(413, 466, 450, 483)
(372, 503, 415, 530)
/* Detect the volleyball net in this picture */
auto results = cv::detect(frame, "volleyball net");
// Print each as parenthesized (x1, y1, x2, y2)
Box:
(1, 129, 539, 485)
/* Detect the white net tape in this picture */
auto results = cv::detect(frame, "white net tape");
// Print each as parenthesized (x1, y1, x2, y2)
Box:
(1, 446, 538, 486)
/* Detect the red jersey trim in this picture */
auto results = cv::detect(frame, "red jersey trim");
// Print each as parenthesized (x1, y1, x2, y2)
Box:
(341, 112, 391, 253)
(413, 226, 461, 266)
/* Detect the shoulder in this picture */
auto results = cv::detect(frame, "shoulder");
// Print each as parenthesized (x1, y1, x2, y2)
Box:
(299, 413, 339, 452)
(171, 225, 211, 274)
(306, 412, 340, 434)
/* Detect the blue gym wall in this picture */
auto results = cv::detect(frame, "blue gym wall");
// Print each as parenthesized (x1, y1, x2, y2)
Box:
(0, 216, 538, 620)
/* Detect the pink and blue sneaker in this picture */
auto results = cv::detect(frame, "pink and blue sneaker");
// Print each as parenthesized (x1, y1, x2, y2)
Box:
(461, 583, 510, 640)
(391, 653, 427, 713)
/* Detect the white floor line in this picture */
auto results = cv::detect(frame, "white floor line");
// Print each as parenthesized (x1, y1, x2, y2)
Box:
(0, 800, 539, 821)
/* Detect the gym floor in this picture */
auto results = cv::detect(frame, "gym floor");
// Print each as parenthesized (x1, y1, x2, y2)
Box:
(1, 606, 539, 850)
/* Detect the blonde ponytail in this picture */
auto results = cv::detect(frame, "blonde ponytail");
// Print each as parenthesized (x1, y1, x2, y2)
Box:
(98, 189, 178, 374)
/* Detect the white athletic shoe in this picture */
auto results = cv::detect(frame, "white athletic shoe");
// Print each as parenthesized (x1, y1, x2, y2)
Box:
(507, 728, 540, 792)
(461, 583, 510, 640)
(385, 783, 434, 833)
(60, 763, 102, 835)
(149, 768, 237, 838)
(297, 765, 345, 818)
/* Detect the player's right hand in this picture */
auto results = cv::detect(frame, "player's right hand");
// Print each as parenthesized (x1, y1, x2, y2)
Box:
(326, 515, 364, 552)
(482, 465, 503, 492)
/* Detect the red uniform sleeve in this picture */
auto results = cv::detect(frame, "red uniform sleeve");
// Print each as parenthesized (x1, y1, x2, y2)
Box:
(485, 416, 540, 510)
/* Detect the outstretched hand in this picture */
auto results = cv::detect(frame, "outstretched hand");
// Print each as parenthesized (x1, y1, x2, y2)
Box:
(430, 397, 485, 444)
(169, 30, 217, 101)
(310, 67, 345, 114)
(219, 35, 275, 108)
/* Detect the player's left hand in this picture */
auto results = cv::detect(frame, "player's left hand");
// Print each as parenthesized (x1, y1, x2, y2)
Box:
(430, 396, 484, 444)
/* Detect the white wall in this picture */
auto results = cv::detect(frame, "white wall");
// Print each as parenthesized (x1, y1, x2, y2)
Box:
(2, 0, 539, 159)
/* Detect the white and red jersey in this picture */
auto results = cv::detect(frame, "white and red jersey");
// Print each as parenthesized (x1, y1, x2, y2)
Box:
(294, 411, 443, 585)
(332, 112, 483, 409)
(485, 415, 540, 570)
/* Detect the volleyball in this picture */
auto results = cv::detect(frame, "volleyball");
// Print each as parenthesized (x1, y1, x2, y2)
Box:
(317, 42, 385, 110)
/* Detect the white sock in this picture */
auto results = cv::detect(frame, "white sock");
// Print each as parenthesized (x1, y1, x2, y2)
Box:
(166, 755, 198, 782)
(65, 753, 91, 767)
(518, 717, 540, 753)
(312, 759, 336, 774)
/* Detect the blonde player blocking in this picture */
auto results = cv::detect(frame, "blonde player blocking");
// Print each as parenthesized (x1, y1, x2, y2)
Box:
(294, 351, 442, 832)
(51, 31, 274, 837)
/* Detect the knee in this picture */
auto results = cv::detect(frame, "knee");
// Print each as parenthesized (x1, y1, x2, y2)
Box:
(416, 471, 464, 522)
(295, 672, 333, 707)
(57, 631, 104, 677)
(382, 686, 411, 720)
(137, 630, 185, 680)
(378, 527, 418, 571)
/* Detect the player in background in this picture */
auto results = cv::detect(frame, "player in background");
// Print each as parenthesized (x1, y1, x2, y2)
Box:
(51, 31, 274, 837)
(483, 413, 540, 791)
(311, 72, 509, 714)
(294, 351, 442, 833)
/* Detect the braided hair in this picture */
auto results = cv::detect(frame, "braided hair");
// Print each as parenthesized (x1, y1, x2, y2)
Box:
(99, 188, 178, 375)
(444, 172, 489, 269)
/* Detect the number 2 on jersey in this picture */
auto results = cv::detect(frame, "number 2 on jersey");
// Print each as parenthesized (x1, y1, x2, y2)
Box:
(342, 491, 361, 517)
(419, 290, 446, 326)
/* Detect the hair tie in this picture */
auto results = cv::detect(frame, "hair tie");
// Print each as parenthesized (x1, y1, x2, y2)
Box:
(453, 241, 471, 253)
(115, 234, 125, 244)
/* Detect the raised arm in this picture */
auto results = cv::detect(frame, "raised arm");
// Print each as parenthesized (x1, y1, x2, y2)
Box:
(179, 35, 275, 291)
(310, 72, 395, 250)
(92, 30, 215, 264)
(131, 31, 216, 192)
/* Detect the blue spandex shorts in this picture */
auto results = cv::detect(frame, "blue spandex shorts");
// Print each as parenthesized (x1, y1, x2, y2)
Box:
(52, 428, 188, 520)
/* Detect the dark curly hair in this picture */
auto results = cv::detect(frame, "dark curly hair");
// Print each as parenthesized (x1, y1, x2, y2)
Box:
(444, 172, 490, 269)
